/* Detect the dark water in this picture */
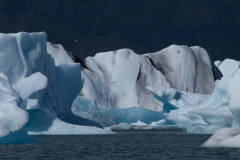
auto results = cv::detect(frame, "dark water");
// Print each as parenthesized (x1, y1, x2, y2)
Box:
(0, 130, 239, 160)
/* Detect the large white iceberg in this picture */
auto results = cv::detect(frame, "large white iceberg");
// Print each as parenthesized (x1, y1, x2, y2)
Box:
(79, 45, 214, 112)
(0, 32, 113, 143)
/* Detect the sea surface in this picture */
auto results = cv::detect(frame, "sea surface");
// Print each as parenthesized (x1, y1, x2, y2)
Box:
(0, 129, 239, 160)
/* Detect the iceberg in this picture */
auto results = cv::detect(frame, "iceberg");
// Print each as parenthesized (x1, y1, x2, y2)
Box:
(146, 59, 238, 134)
(0, 32, 112, 143)
(1, 31, 237, 145)
(71, 45, 215, 129)
(202, 68, 240, 147)
(79, 45, 214, 112)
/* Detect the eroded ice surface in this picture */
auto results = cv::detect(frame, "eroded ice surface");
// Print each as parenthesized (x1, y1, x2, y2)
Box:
(79, 45, 214, 111)
(0, 32, 112, 143)
(146, 59, 240, 134)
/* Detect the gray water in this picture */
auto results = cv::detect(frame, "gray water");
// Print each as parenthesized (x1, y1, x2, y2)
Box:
(0, 130, 239, 159)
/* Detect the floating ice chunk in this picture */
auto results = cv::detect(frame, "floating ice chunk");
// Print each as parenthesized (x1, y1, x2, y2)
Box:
(218, 59, 239, 77)
(202, 128, 240, 148)
(131, 120, 148, 127)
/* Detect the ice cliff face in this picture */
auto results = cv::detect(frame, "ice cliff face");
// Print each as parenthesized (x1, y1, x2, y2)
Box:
(145, 45, 214, 94)
(79, 45, 214, 111)
(0, 32, 112, 143)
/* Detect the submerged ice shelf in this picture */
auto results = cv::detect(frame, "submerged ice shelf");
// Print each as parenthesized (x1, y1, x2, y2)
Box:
(72, 97, 165, 127)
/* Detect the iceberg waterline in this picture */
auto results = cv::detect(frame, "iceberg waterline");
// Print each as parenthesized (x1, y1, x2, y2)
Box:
(74, 40, 240, 147)
(0, 31, 240, 148)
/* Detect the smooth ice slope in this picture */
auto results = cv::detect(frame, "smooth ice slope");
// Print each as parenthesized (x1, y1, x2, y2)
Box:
(79, 45, 214, 111)
(0, 32, 112, 143)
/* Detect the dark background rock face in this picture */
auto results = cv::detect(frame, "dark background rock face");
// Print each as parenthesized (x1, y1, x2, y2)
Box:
(0, 0, 240, 61)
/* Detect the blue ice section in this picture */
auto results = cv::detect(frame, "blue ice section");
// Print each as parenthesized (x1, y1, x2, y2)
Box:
(147, 89, 178, 113)
(72, 97, 165, 127)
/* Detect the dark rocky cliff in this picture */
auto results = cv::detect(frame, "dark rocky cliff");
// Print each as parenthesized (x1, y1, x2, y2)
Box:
(0, 0, 240, 61)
